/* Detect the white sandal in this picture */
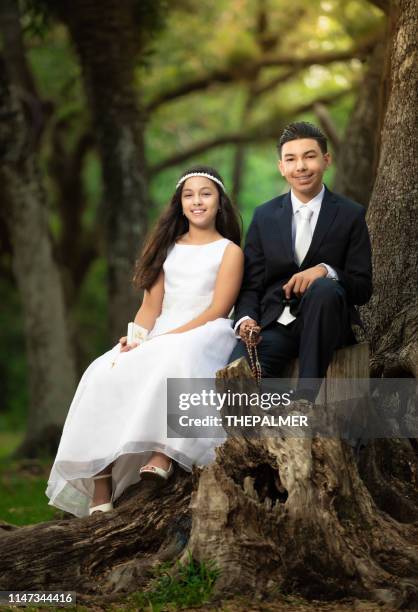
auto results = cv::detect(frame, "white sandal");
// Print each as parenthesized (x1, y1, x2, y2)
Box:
(139, 461, 174, 481)
(89, 473, 114, 516)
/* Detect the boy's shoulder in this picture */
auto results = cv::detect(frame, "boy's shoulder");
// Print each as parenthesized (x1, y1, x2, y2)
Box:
(253, 188, 365, 219)
(253, 193, 288, 217)
(331, 191, 366, 216)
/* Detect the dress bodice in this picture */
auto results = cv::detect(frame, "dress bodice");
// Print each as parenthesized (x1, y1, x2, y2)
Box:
(149, 238, 231, 336)
(164, 238, 230, 291)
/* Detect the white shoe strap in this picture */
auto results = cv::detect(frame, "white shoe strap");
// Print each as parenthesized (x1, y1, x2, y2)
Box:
(89, 502, 113, 515)
(140, 463, 172, 480)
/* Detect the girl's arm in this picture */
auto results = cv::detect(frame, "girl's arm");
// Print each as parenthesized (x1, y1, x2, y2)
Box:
(134, 270, 165, 331)
(120, 271, 165, 349)
(165, 243, 244, 335)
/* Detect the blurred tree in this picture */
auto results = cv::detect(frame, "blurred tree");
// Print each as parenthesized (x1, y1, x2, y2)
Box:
(57, 0, 154, 339)
(230, 0, 306, 202)
(0, 15, 77, 459)
(149, 89, 350, 174)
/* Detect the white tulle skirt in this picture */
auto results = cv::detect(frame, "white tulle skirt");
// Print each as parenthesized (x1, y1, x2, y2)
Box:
(45, 308, 236, 518)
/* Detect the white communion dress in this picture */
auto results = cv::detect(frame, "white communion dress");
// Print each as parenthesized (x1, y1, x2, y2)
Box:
(46, 238, 236, 518)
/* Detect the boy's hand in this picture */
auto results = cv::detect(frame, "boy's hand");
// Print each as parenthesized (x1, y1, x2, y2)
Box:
(239, 319, 262, 345)
(282, 265, 328, 299)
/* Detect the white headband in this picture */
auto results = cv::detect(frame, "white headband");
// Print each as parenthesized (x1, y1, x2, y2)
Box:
(176, 172, 226, 192)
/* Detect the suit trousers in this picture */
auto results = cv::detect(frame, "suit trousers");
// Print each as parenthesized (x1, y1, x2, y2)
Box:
(229, 278, 356, 400)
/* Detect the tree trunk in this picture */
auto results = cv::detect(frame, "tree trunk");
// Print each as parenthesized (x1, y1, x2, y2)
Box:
(231, 89, 258, 205)
(184, 361, 418, 606)
(60, 0, 149, 340)
(0, 60, 77, 457)
(187, 440, 417, 606)
(362, 0, 418, 372)
(333, 40, 385, 207)
(0, 476, 193, 605)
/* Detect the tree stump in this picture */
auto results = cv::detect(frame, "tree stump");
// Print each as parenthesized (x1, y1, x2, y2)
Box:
(284, 342, 370, 405)
(183, 357, 418, 607)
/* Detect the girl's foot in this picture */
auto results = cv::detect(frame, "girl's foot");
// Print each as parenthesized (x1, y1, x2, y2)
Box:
(144, 452, 171, 470)
(90, 472, 113, 509)
(139, 452, 174, 481)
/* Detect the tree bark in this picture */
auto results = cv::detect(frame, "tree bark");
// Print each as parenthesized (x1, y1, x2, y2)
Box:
(353, 0, 418, 530)
(60, 0, 149, 340)
(0, 60, 77, 456)
(184, 361, 418, 606)
(0, 475, 193, 604)
(333, 40, 385, 207)
(362, 0, 418, 372)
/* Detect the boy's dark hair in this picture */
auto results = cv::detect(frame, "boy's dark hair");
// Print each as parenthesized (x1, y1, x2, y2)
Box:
(277, 121, 327, 155)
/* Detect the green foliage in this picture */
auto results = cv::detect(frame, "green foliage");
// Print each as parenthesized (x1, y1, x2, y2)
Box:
(20, 0, 53, 37)
(129, 553, 220, 611)
(134, 0, 169, 35)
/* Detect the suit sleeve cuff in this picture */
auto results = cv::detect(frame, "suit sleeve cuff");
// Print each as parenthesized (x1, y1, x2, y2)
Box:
(234, 316, 251, 339)
(319, 263, 339, 280)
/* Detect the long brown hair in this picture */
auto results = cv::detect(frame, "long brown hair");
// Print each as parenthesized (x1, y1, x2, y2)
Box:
(133, 165, 242, 290)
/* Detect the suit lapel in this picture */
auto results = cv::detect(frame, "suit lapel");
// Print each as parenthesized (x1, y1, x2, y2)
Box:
(302, 186, 339, 268)
(275, 191, 294, 263)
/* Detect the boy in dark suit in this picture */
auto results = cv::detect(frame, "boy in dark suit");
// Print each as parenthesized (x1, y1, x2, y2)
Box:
(230, 121, 372, 401)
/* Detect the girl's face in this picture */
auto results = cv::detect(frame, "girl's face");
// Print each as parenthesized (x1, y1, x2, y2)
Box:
(181, 176, 220, 229)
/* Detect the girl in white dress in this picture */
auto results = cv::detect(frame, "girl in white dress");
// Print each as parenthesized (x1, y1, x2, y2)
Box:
(46, 165, 243, 518)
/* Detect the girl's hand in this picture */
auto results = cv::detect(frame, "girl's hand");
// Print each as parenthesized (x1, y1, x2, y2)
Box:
(119, 337, 139, 352)
(119, 336, 128, 348)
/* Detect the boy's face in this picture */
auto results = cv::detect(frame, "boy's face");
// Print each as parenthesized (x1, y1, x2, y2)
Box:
(278, 138, 331, 201)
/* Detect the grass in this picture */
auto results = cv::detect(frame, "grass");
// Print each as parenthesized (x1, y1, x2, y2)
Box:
(128, 553, 220, 611)
(0, 431, 22, 460)
(0, 431, 61, 526)
(0, 555, 220, 612)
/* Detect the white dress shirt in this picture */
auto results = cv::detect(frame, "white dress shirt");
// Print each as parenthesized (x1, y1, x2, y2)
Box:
(234, 185, 338, 335)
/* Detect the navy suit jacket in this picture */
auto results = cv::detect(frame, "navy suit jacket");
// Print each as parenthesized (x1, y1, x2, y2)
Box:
(234, 186, 373, 329)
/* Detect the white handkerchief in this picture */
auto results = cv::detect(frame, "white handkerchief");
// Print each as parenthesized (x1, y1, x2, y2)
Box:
(277, 306, 296, 326)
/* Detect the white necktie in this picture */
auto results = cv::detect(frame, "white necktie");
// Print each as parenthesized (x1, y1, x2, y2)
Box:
(277, 206, 313, 326)
(295, 206, 313, 265)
